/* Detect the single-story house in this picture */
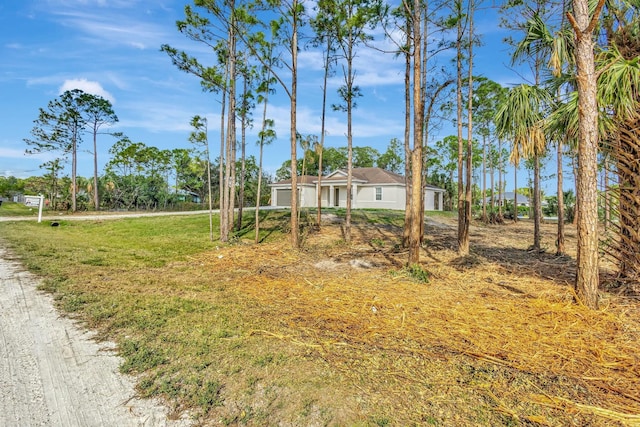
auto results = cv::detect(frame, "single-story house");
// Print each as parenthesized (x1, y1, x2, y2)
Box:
(270, 167, 446, 211)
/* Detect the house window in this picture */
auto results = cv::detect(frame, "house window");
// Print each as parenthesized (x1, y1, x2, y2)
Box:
(375, 187, 382, 201)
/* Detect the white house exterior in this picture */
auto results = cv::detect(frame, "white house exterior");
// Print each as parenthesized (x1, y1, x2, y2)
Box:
(270, 167, 445, 211)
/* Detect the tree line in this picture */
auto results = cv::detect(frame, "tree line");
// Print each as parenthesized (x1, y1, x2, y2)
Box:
(17, 88, 270, 214)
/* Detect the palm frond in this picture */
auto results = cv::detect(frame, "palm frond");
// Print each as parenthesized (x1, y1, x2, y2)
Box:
(512, 12, 554, 65)
(549, 27, 575, 77)
(495, 84, 553, 165)
(546, 92, 579, 147)
(598, 44, 640, 123)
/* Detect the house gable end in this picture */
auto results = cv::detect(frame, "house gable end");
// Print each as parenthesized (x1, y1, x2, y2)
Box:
(324, 170, 348, 180)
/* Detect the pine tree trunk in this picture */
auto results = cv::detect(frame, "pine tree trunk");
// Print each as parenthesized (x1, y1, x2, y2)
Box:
(316, 151, 323, 228)
(456, 3, 467, 255)
(238, 78, 247, 232)
(462, 0, 474, 254)
(289, 7, 300, 248)
(72, 133, 77, 212)
(490, 149, 495, 215)
(317, 38, 331, 229)
(408, 148, 423, 264)
(498, 139, 503, 218)
(225, 76, 236, 239)
(255, 139, 264, 244)
(514, 165, 518, 223)
(408, 0, 424, 264)
(556, 140, 565, 255)
(255, 67, 272, 244)
(93, 127, 99, 210)
(571, 0, 602, 308)
(403, 28, 411, 249)
(345, 46, 354, 244)
(482, 136, 487, 221)
(219, 60, 228, 242)
(533, 154, 541, 250)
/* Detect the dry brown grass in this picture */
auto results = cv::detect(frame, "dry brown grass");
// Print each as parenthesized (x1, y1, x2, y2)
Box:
(184, 215, 640, 426)
(2, 212, 638, 425)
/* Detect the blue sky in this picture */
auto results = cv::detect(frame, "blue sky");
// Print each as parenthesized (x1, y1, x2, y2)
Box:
(0, 0, 561, 193)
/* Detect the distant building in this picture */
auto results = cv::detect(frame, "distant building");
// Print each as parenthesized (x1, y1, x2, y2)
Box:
(175, 190, 201, 204)
(483, 192, 530, 207)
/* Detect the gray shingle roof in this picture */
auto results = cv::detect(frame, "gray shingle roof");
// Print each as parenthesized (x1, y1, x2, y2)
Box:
(271, 175, 318, 185)
(322, 167, 405, 184)
(272, 167, 444, 191)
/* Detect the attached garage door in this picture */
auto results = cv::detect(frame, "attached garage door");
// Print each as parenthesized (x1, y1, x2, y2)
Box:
(276, 189, 292, 206)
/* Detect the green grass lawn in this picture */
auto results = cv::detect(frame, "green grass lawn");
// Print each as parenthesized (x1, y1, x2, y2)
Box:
(0, 211, 297, 420)
(0, 200, 41, 216)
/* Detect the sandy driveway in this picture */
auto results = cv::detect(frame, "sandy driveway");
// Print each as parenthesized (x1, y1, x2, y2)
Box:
(0, 246, 192, 427)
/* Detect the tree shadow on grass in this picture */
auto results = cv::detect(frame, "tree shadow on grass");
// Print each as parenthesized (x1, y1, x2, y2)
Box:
(471, 243, 577, 287)
(234, 209, 288, 243)
(422, 221, 578, 290)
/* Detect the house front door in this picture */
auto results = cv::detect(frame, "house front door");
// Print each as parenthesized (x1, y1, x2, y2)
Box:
(334, 188, 339, 207)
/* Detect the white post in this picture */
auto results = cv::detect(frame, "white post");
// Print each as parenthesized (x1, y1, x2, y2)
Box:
(37, 195, 44, 223)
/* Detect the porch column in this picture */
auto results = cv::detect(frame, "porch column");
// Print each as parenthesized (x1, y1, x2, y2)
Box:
(352, 184, 357, 209)
(329, 185, 334, 207)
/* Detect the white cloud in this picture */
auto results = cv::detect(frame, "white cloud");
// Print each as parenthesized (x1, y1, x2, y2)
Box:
(52, 9, 168, 51)
(59, 79, 115, 103)
(45, 0, 138, 8)
(262, 100, 403, 142)
(0, 147, 30, 159)
(115, 101, 206, 134)
(104, 72, 129, 91)
(327, 67, 404, 88)
(298, 50, 326, 71)
(0, 147, 58, 176)
(26, 74, 64, 87)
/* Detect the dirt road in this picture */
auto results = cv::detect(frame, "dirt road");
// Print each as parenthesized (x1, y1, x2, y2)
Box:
(0, 246, 192, 427)
(0, 209, 214, 222)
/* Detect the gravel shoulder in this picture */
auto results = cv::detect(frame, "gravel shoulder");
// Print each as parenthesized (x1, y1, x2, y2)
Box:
(0, 246, 192, 427)
(0, 206, 281, 223)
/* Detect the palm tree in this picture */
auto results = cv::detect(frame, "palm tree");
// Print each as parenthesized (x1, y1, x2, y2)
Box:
(518, 11, 575, 255)
(598, 39, 640, 289)
(495, 84, 552, 250)
(546, 91, 578, 255)
(511, 10, 575, 252)
(527, 0, 639, 301)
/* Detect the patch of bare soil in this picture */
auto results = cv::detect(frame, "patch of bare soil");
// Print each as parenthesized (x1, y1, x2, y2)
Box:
(193, 215, 639, 426)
